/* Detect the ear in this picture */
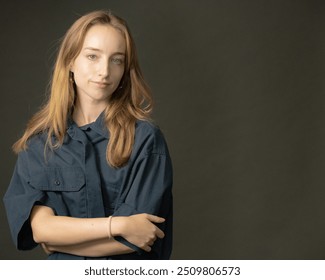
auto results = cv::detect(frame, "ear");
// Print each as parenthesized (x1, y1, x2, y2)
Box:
(69, 62, 74, 73)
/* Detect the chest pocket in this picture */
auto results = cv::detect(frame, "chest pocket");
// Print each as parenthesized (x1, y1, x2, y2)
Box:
(30, 167, 85, 191)
(29, 167, 86, 217)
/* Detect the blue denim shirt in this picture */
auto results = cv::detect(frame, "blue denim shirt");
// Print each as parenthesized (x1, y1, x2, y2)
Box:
(3, 113, 173, 259)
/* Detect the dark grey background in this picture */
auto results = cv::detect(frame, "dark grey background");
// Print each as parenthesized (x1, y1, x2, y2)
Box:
(1, 0, 325, 259)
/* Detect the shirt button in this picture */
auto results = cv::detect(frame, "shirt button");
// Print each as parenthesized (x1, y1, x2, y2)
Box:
(54, 180, 60, 186)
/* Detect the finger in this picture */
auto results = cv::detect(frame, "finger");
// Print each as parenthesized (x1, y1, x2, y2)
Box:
(143, 245, 152, 252)
(146, 214, 165, 223)
(155, 227, 165, 239)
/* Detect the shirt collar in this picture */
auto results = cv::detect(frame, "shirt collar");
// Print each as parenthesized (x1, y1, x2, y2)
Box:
(66, 110, 109, 140)
(90, 110, 109, 139)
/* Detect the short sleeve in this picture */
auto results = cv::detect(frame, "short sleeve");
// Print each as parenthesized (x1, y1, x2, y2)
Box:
(3, 151, 48, 250)
(113, 127, 173, 259)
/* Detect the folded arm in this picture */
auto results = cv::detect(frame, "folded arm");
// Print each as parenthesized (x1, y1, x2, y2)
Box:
(31, 205, 164, 257)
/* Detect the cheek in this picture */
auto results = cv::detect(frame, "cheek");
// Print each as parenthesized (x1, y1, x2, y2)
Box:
(73, 70, 92, 91)
(72, 59, 91, 79)
(110, 68, 124, 84)
(73, 69, 84, 85)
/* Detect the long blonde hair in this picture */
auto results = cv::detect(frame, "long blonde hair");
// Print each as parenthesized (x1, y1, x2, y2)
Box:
(13, 10, 152, 167)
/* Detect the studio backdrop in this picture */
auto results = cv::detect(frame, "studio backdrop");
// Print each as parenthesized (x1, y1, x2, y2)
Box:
(1, 0, 325, 259)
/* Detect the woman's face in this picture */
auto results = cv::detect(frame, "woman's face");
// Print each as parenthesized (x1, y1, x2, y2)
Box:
(71, 24, 126, 105)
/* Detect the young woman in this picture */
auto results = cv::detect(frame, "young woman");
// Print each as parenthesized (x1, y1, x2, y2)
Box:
(3, 10, 173, 260)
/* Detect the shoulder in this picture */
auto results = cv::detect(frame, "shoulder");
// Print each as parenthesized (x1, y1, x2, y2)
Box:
(14, 133, 47, 176)
(134, 120, 170, 156)
(17, 132, 50, 167)
(135, 120, 161, 138)
(25, 132, 48, 152)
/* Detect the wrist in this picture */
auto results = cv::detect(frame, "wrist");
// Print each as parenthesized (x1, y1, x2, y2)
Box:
(110, 216, 126, 237)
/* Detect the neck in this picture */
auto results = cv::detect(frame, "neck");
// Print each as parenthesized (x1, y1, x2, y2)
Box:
(73, 98, 108, 127)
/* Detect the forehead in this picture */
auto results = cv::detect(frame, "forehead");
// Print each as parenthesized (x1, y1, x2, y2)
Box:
(82, 24, 126, 52)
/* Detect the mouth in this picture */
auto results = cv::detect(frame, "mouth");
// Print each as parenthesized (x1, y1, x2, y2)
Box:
(92, 81, 110, 88)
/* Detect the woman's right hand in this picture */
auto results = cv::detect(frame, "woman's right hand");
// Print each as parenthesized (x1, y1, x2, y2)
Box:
(111, 214, 165, 252)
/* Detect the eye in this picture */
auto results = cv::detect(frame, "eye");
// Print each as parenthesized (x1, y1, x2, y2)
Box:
(111, 57, 124, 65)
(87, 54, 97, 60)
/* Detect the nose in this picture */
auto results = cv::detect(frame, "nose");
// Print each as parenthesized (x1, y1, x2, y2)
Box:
(98, 60, 110, 78)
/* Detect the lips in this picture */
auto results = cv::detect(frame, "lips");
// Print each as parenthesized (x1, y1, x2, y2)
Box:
(92, 81, 110, 88)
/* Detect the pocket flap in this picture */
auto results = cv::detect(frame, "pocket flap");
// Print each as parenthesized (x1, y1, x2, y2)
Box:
(30, 167, 85, 191)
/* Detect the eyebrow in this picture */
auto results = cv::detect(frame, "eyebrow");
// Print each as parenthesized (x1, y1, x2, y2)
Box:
(84, 47, 125, 56)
